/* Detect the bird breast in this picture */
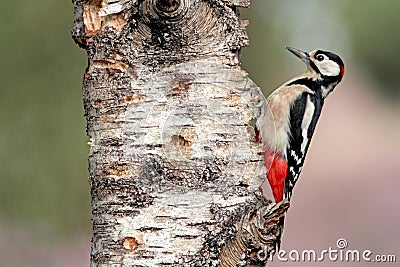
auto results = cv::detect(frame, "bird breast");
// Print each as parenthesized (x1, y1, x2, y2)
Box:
(258, 83, 314, 158)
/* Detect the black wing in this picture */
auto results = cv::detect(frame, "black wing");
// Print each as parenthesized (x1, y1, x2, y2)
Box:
(284, 91, 324, 200)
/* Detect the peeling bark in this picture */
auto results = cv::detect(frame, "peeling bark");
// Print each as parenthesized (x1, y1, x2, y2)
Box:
(72, 0, 288, 266)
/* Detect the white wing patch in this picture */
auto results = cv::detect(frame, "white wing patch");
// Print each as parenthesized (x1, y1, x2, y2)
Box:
(300, 95, 315, 154)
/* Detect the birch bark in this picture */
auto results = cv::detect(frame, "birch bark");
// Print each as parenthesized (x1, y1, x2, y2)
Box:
(72, 0, 288, 266)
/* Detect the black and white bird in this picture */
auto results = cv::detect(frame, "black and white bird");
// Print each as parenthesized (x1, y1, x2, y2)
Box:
(255, 46, 344, 248)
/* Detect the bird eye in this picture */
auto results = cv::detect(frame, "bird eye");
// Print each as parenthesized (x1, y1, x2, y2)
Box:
(316, 54, 325, 61)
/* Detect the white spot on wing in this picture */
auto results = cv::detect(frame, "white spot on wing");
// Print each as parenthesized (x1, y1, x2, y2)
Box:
(290, 149, 302, 165)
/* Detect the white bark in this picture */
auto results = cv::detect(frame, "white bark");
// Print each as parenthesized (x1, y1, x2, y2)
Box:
(72, 0, 288, 266)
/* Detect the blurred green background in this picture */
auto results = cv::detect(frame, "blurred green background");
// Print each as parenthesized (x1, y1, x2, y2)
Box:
(0, 0, 399, 266)
(0, 1, 90, 263)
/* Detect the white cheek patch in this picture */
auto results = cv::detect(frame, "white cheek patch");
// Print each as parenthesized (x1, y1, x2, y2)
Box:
(318, 61, 341, 76)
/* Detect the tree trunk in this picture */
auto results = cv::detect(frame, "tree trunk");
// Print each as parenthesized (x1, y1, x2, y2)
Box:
(72, 0, 288, 266)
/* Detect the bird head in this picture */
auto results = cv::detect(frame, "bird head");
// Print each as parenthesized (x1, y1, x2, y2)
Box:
(286, 46, 345, 82)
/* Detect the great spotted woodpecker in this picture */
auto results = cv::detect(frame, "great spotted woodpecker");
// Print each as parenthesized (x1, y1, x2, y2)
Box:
(255, 46, 344, 248)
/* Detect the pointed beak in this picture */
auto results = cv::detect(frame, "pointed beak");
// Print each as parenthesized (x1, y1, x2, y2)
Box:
(286, 46, 310, 63)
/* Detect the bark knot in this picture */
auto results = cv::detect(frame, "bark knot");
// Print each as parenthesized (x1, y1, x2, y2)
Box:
(156, 0, 181, 13)
(142, 0, 189, 22)
(219, 199, 290, 266)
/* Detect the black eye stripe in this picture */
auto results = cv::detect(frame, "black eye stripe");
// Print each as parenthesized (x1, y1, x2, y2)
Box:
(309, 60, 320, 74)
